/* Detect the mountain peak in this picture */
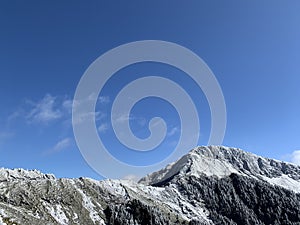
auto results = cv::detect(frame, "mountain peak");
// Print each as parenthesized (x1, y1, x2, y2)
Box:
(139, 146, 300, 193)
(0, 168, 55, 181)
(1, 146, 300, 224)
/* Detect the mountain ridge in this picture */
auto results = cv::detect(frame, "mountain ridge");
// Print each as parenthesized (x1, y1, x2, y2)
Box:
(140, 146, 300, 193)
(0, 146, 300, 225)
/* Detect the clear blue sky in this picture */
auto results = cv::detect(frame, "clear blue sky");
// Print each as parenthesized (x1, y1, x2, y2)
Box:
(0, 1, 300, 180)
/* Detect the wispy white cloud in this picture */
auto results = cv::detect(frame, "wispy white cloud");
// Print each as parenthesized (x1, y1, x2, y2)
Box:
(291, 150, 300, 165)
(75, 93, 110, 105)
(168, 126, 180, 137)
(113, 114, 133, 124)
(7, 111, 22, 123)
(9, 94, 100, 126)
(6, 94, 112, 143)
(72, 111, 106, 125)
(98, 96, 110, 104)
(62, 99, 73, 113)
(98, 123, 109, 133)
(26, 94, 63, 124)
(46, 138, 72, 154)
(71, 94, 109, 125)
(112, 113, 147, 127)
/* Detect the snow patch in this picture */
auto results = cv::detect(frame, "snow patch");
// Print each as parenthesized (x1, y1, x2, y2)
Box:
(188, 152, 240, 177)
(42, 202, 69, 225)
(74, 184, 105, 224)
(100, 179, 127, 197)
(0, 216, 7, 225)
(140, 145, 300, 195)
(0, 210, 6, 218)
(103, 180, 212, 223)
(0, 210, 8, 225)
(73, 212, 78, 220)
(261, 174, 300, 193)
(0, 168, 55, 181)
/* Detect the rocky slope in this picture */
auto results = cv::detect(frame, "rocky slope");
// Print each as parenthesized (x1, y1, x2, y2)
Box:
(0, 146, 300, 225)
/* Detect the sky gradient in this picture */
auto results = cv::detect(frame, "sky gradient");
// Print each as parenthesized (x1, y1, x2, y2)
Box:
(0, 1, 300, 180)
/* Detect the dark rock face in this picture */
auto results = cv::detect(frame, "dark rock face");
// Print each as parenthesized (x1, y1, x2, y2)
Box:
(0, 146, 300, 225)
(104, 199, 179, 225)
(168, 174, 300, 225)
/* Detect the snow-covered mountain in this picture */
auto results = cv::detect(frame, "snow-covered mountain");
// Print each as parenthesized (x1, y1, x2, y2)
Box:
(140, 146, 300, 193)
(0, 146, 300, 225)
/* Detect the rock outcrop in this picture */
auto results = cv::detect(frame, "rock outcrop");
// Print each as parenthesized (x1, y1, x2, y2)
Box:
(0, 146, 300, 225)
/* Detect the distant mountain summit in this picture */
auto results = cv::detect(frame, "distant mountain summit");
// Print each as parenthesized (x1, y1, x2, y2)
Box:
(140, 146, 300, 193)
(0, 146, 300, 225)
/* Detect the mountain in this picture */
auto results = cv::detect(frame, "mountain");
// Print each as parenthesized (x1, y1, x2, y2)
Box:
(0, 146, 300, 225)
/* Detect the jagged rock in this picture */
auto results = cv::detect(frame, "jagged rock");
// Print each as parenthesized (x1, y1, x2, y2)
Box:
(0, 146, 299, 225)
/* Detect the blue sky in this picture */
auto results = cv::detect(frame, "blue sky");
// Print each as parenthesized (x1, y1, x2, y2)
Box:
(0, 1, 300, 180)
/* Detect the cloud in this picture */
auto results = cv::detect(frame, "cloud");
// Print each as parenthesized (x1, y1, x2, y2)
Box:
(11, 94, 84, 127)
(291, 150, 300, 165)
(112, 113, 148, 126)
(26, 94, 63, 124)
(7, 111, 23, 123)
(74, 93, 110, 105)
(98, 123, 109, 133)
(72, 94, 109, 125)
(168, 127, 179, 137)
(62, 99, 73, 113)
(72, 111, 106, 125)
(98, 96, 110, 104)
(47, 138, 72, 154)
(112, 113, 134, 124)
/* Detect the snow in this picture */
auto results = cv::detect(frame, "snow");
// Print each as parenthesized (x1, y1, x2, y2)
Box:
(100, 179, 212, 223)
(42, 202, 69, 225)
(0, 209, 6, 218)
(187, 151, 240, 177)
(261, 174, 300, 193)
(0, 210, 7, 225)
(1, 145, 300, 224)
(0, 216, 7, 225)
(168, 187, 209, 220)
(27, 211, 40, 219)
(0, 216, 17, 225)
(73, 212, 78, 220)
(140, 147, 241, 185)
(100, 179, 127, 197)
(73, 184, 105, 225)
(0, 168, 55, 181)
(141, 146, 300, 194)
